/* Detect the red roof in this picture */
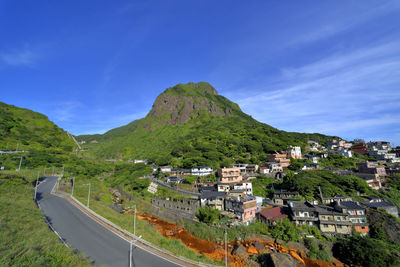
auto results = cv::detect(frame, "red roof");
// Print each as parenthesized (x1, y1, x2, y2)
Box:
(259, 206, 287, 221)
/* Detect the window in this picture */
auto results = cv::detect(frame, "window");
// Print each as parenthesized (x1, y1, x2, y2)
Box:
(337, 225, 342, 229)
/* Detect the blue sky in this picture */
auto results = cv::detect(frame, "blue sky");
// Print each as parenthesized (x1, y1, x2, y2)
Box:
(1, 1, 400, 145)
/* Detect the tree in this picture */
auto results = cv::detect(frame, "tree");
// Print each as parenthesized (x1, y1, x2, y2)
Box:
(196, 206, 220, 225)
(184, 176, 196, 184)
(288, 158, 304, 171)
(269, 218, 301, 242)
(333, 236, 398, 267)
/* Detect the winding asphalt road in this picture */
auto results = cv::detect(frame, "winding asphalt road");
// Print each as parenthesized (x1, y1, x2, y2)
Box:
(36, 176, 180, 267)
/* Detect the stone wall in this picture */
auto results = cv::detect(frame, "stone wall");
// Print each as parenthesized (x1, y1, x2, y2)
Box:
(151, 197, 199, 224)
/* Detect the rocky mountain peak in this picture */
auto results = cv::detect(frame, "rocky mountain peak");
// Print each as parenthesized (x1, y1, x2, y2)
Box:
(146, 82, 241, 125)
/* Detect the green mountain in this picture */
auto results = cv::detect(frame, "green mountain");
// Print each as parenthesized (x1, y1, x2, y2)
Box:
(78, 82, 334, 167)
(0, 102, 76, 152)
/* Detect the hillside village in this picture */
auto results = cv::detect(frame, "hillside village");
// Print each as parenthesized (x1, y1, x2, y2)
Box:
(124, 138, 400, 238)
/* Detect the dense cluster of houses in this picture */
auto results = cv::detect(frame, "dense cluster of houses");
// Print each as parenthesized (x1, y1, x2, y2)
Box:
(134, 138, 400, 235)
(258, 190, 398, 236)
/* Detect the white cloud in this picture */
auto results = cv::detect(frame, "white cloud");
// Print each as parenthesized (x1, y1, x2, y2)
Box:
(0, 47, 38, 67)
(290, 1, 400, 46)
(228, 41, 400, 142)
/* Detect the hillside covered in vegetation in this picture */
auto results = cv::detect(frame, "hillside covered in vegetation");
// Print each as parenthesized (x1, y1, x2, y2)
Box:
(0, 102, 76, 152)
(78, 82, 335, 167)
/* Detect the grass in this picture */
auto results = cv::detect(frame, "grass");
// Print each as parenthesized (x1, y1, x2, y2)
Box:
(0, 171, 90, 267)
(60, 176, 222, 265)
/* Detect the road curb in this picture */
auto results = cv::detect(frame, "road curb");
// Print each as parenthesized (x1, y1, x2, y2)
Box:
(52, 187, 220, 267)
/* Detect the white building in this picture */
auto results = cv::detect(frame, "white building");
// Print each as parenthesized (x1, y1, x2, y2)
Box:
(232, 163, 248, 173)
(160, 166, 172, 173)
(286, 146, 302, 159)
(191, 166, 213, 176)
(333, 149, 353, 158)
(233, 181, 253, 195)
(134, 159, 148, 164)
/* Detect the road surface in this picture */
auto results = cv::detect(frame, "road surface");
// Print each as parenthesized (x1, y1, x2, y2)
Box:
(37, 176, 180, 267)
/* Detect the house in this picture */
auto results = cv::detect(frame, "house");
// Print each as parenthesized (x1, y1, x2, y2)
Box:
(288, 201, 319, 226)
(307, 140, 321, 152)
(258, 206, 288, 225)
(357, 161, 386, 177)
(160, 166, 172, 173)
(362, 201, 399, 218)
(302, 163, 319, 170)
(191, 166, 213, 176)
(333, 148, 352, 158)
(166, 176, 180, 184)
(199, 191, 226, 211)
(272, 190, 300, 205)
(216, 181, 253, 196)
(362, 195, 382, 203)
(386, 166, 400, 176)
(268, 153, 290, 168)
(231, 163, 248, 174)
(351, 142, 369, 155)
(304, 154, 320, 163)
(317, 153, 328, 159)
(262, 162, 283, 173)
(322, 195, 352, 205)
(245, 164, 259, 173)
(134, 159, 148, 164)
(150, 164, 158, 172)
(315, 206, 352, 235)
(327, 139, 351, 150)
(355, 161, 386, 189)
(286, 146, 302, 159)
(260, 166, 270, 174)
(232, 181, 253, 195)
(217, 183, 231, 193)
(288, 201, 354, 235)
(225, 195, 257, 222)
(334, 201, 369, 235)
(218, 167, 243, 183)
(367, 141, 391, 152)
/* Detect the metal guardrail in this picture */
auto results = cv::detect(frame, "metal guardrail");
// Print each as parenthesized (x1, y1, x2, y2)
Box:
(55, 186, 220, 267)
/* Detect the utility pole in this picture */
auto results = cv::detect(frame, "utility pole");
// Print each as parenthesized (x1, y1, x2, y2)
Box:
(43, 167, 46, 176)
(34, 170, 40, 201)
(225, 230, 228, 267)
(16, 143, 19, 152)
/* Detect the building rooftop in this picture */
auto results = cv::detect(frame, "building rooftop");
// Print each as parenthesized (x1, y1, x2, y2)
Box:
(259, 206, 288, 220)
(338, 201, 364, 210)
(362, 202, 396, 208)
(289, 201, 316, 211)
(200, 191, 226, 199)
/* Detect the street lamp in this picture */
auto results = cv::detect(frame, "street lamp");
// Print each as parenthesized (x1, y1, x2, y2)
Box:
(83, 183, 91, 208)
(14, 156, 23, 173)
(34, 170, 40, 201)
(129, 204, 138, 267)
(225, 230, 228, 267)
(71, 177, 75, 197)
